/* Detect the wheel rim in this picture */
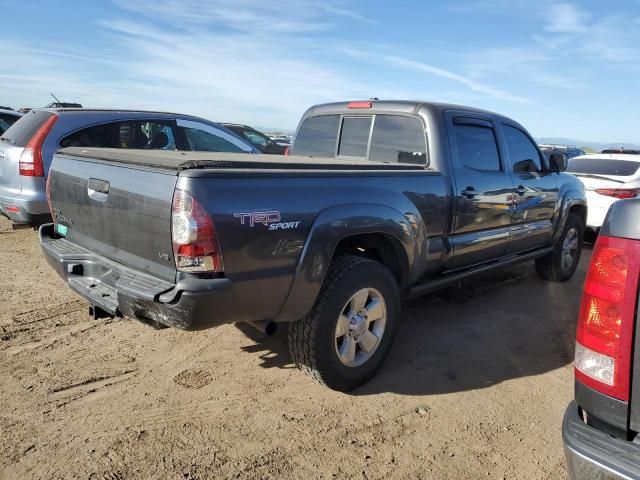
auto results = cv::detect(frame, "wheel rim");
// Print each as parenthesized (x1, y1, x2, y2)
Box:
(335, 288, 387, 368)
(561, 227, 579, 271)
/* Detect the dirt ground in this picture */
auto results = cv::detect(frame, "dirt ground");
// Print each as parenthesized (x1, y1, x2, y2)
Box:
(0, 215, 589, 479)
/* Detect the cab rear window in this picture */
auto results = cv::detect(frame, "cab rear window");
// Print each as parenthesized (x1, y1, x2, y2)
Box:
(0, 110, 56, 147)
(293, 115, 340, 157)
(293, 113, 427, 165)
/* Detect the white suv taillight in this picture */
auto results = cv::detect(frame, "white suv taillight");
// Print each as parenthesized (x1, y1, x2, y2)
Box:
(171, 189, 223, 273)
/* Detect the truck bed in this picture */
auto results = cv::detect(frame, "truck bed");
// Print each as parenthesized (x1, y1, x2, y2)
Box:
(58, 147, 427, 171)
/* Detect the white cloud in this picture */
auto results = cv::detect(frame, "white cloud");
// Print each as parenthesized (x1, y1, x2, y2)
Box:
(1, 0, 536, 128)
(383, 56, 531, 104)
(321, 5, 377, 24)
(545, 3, 591, 33)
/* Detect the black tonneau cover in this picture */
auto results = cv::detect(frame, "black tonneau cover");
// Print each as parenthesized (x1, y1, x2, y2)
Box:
(57, 147, 425, 171)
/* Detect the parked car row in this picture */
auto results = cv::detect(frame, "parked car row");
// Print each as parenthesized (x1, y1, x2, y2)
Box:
(539, 144, 586, 159)
(0, 109, 259, 225)
(3, 96, 638, 478)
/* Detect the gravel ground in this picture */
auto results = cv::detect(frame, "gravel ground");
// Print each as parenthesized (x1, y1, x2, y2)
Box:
(0, 215, 588, 479)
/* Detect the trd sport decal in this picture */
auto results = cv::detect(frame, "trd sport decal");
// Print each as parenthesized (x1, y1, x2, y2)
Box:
(233, 210, 300, 230)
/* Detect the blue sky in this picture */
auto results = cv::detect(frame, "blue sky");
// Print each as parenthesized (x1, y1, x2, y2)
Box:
(2, 0, 639, 142)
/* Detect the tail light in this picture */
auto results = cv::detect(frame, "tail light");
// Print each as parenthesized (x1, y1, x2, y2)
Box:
(596, 188, 639, 199)
(575, 235, 640, 401)
(283, 146, 290, 156)
(19, 114, 58, 177)
(171, 189, 223, 273)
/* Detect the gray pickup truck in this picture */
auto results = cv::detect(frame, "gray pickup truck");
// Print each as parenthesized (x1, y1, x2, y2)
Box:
(563, 198, 640, 479)
(40, 100, 587, 391)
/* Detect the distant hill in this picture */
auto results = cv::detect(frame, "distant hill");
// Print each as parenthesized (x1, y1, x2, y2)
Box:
(537, 137, 640, 153)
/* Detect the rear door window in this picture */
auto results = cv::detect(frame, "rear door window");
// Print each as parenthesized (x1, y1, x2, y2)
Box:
(60, 123, 118, 147)
(568, 158, 640, 177)
(60, 120, 178, 149)
(116, 121, 177, 149)
(369, 115, 427, 164)
(453, 124, 501, 171)
(0, 110, 56, 147)
(338, 116, 372, 157)
(177, 119, 254, 152)
(293, 115, 340, 157)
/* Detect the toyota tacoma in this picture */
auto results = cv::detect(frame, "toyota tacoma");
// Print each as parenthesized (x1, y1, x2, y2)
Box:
(41, 100, 587, 391)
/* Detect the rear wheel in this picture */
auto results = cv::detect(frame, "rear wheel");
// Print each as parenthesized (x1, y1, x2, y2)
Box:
(288, 255, 400, 392)
(535, 212, 584, 282)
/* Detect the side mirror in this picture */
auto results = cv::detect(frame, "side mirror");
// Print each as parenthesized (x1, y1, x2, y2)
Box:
(550, 153, 568, 172)
(513, 158, 538, 174)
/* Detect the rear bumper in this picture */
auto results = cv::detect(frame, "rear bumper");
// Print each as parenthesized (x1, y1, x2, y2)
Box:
(563, 401, 640, 479)
(39, 223, 235, 330)
(0, 187, 51, 227)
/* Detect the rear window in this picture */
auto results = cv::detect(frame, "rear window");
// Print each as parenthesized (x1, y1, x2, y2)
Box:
(0, 110, 55, 147)
(369, 115, 426, 164)
(293, 115, 340, 157)
(567, 158, 640, 177)
(294, 113, 427, 164)
(338, 117, 371, 157)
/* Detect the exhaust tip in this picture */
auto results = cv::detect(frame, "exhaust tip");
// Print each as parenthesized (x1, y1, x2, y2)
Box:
(247, 320, 278, 336)
(264, 321, 277, 336)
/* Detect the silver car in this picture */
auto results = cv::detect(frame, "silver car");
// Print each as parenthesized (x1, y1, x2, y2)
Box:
(0, 109, 257, 225)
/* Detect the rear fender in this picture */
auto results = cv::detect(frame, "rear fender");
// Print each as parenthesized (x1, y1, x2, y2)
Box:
(275, 203, 421, 323)
(553, 189, 587, 243)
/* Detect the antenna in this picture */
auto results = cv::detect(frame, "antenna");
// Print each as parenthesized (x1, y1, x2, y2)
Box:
(50, 92, 62, 104)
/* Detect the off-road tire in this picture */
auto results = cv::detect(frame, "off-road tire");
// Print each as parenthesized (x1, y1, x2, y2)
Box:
(288, 255, 400, 392)
(535, 212, 584, 282)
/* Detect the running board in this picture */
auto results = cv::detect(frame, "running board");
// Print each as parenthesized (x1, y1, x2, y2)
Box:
(406, 247, 554, 300)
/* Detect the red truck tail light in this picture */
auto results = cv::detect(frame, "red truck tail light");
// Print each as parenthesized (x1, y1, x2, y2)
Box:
(596, 188, 640, 199)
(171, 189, 223, 273)
(19, 114, 58, 177)
(575, 235, 640, 401)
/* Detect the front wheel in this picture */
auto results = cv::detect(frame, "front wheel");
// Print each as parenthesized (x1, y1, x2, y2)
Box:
(535, 212, 584, 282)
(288, 255, 400, 392)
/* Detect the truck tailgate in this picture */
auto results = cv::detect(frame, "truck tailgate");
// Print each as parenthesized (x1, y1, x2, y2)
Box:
(48, 152, 178, 282)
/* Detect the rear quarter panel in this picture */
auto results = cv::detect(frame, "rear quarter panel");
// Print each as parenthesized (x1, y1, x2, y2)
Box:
(180, 170, 448, 323)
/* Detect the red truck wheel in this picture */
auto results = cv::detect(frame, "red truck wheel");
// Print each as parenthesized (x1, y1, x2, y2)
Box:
(288, 255, 400, 392)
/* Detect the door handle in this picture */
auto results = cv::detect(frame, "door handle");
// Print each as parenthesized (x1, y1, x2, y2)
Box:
(461, 187, 478, 199)
(88, 178, 110, 202)
(515, 185, 527, 196)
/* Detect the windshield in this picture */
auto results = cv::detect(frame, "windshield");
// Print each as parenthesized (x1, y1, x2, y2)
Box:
(567, 158, 640, 177)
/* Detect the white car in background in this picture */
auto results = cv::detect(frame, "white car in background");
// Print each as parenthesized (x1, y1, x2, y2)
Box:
(567, 154, 640, 230)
